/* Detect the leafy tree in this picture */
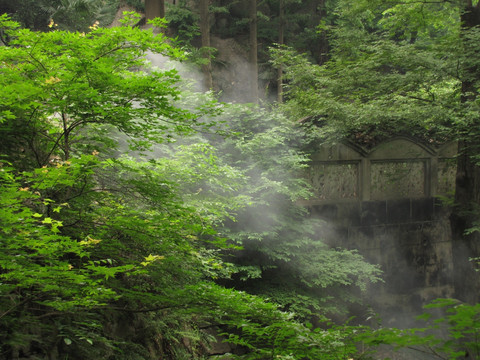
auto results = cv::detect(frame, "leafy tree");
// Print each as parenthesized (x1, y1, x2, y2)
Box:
(358, 298, 480, 359)
(165, 0, 200, 44)
(0, 12, 229, 358)
(272, 0, 480, 302)
(161, 0, 334, 102)
(249, 0, 259, 102)
(172, 100, 382, 323)
(0, 11, 207, 168)
(0, 12, 382, 359)
(199, 0, 214, 89)
(0, 0, 118, 32)
(0, 12, 219, 358)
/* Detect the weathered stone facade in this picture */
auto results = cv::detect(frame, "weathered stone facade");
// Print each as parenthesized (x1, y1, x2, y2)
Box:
(304, 138, 457, 322)
(303, 137, 457, 204)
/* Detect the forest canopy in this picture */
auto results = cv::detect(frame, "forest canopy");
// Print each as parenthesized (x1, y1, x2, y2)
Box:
(2, 0, 480, 359)
(0, 10, 382, 360)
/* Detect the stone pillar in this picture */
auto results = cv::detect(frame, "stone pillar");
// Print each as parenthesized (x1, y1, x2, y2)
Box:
(360, 158, 371, 201)
(429, 156, 438, 197)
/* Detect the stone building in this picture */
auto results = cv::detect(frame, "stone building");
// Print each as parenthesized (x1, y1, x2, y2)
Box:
(302, 137, 457, 323)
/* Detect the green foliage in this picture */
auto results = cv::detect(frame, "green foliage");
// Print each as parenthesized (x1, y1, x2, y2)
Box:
(195, 102, 383, 322)
(0, 12, 218, 168)
(1, 0, 119, 32)
(164, 2, 222, 66)
(197, 284, 366, 360)
(166, 2, 200, 43)
(359, 299, 480, 359)
(0, 159, 119, 308)
(0, 157, 130, 356)
(0, 14, 383, 359)
(423, 299, 480, 358)
(0, 14, 223, 358)
(124, 0, 144, 12)
(44, 0, 119, 31)
(270, 0, 471, 148)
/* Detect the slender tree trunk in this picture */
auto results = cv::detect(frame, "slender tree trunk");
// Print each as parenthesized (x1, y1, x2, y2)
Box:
(145, 0, 165, 21)
(249, 0, 258, 103)
(316, 0, 329, 65)
(450, 0, 480, 303)
(199, 0, 213, 90)
(277, 0, 285, 103)
(62, 112, 70, 161)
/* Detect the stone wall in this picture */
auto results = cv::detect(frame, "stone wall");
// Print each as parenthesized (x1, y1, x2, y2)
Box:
(310, 199, 454, 322)
(302, 137, 457, 204)
(304, 138, 457, 322)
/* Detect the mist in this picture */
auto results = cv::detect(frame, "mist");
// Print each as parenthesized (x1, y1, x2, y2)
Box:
(113, 48, 450, 354)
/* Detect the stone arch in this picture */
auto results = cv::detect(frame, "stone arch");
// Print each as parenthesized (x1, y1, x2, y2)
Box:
(367, 137, 433, 200)
(304, 137, 457, 204)
(310, 141, 365, 162)
(368, 136, 435, 160)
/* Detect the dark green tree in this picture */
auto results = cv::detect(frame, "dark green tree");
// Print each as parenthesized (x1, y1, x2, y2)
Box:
(168, 97, 382, 323)
(0, 0, 117, 32)
(0, 12, 219, 358)
(0, 12, 382, 359)
(273, 0, 480, 303)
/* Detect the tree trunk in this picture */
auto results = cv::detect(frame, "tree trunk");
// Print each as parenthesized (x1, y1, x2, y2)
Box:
(145, 0, 165, 21)
(316, 0, 329, 65)
(199, 0, 213, 90)
(277, 0, 284, 103)
(249, 0, 258, 103)
(450, 1, 480, 303)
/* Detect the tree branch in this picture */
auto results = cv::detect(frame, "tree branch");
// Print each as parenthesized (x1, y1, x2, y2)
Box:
(104, 304, 187, 313)
(384, 0, 454, 4)
(399, 93, 434, 103)
(0, 296, 36, 320)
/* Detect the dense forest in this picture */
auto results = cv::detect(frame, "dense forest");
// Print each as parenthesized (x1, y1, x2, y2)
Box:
(1, 0, 480, 359)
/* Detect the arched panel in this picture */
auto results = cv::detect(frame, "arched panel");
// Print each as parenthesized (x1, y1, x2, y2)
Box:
(304, 137, 456, 204)
(437, 141, 458, 158)
(310, 142, 365, 161)
(368, 137, 434, 160)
